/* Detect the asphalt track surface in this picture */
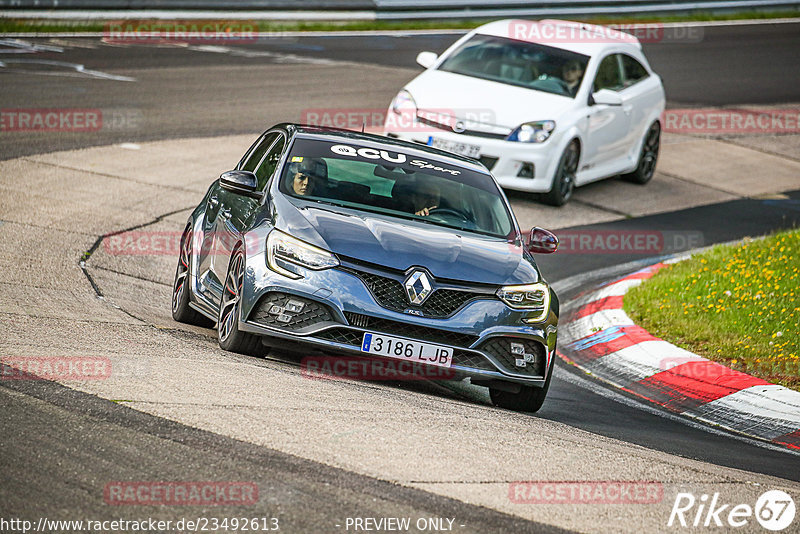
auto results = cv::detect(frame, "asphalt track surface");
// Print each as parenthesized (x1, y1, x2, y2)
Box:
(2, 21, 800, 532)
(1, 21, 800, 159)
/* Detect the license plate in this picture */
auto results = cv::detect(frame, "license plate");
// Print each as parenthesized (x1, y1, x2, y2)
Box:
(427, 136, 481, 158)
(361, 332, 453, 368)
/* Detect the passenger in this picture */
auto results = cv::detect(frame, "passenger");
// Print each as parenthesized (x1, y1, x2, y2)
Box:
(562, 60, 584, 96)
(411, 181, 440, 217)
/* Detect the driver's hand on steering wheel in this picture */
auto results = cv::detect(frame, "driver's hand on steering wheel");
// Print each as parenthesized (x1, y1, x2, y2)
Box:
(415, 205, 438, 217)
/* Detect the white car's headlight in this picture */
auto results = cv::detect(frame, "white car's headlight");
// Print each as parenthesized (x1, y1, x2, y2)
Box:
(266, 230, 339, 279)
(497, 282, 551, 323)
(391, 89, 417, 115)
(507, 121, 556, 143)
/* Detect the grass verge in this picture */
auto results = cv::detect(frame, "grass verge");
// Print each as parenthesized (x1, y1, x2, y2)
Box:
(1, 10, 799, 34)
(625, 229, 799, 390)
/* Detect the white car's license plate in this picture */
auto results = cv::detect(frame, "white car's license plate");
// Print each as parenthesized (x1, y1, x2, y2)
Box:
(428, 136, 481, 158)
(361, 332, 453, 368)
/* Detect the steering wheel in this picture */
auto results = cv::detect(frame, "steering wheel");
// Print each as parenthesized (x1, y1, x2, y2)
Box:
(531, 75, 572, 97)
(427, 207, 473, 223)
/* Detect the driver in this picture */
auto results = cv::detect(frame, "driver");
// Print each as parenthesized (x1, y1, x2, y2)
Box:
(411, 181, 440, 217)
(562, 60, 584, 96)
(286, 158, 324, 196)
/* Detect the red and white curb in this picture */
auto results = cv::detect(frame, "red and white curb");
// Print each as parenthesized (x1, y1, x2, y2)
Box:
(558, 261, 800, 451)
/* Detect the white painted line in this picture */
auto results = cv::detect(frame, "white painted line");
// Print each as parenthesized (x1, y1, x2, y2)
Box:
(685, 384, 800, 440)
(0, 58, 135, 82)
(118, 143, 141, 150)
(590, 278, 644, 300)
(562, 308, 635, 342)
(586, 341, 707, 385)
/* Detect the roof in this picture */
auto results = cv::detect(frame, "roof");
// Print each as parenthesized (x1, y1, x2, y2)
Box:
(475, 18, 643, 55)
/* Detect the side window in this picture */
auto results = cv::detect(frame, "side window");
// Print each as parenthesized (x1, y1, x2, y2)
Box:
(254, 135, 286, 190)
(621, 54, 649, 87)
(592, 54, 624, 92)
(240, 132, 279, 173)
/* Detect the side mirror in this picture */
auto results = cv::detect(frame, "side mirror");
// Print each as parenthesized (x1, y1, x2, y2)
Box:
(220, 170, 260, 198)
(591, 89, 623, 106)
(526, 227, 559, 254)
(416, 51, 438, 69)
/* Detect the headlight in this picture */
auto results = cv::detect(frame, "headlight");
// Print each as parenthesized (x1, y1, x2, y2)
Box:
(507, 121, 556, 143)
(266, 230, 339, 279)
(497, 282, 551, 323)
(391, 89, 417, 115)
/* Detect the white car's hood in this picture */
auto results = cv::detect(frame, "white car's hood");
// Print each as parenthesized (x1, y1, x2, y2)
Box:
(406, 69, 575, 131)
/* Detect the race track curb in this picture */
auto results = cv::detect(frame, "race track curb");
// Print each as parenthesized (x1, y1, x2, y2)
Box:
(557, 260, 800, 451)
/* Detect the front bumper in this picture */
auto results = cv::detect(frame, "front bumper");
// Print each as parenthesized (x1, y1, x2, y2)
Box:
(240, 257, 558, 387)
(385, 127, 561, 194)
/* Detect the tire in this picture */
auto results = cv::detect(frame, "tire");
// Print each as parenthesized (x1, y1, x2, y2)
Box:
(217, 247, 263, 355)
(623, 121, 660, 184)
(489, 357, 554, 413)
(172, 226, 214, 327)
(542, 141, 579, 206)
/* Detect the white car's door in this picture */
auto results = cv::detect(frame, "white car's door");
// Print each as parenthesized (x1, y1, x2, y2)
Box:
(618, 53, 662, 161)
(582, 54, 631, 173)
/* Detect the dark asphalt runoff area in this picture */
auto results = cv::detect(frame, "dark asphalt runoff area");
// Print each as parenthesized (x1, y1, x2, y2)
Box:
(2, 22, 799, 159)
(2, 21, 800, 531)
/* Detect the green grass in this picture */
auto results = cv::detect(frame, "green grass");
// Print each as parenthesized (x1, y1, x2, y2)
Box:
(1, 10, 799, 34)
(625, 229, 800, 390)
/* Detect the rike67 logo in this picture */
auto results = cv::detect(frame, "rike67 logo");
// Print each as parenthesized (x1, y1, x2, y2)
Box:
(668, 490, 795, 531)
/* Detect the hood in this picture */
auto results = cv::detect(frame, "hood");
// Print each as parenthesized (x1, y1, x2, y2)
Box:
(275, 199, 539, 285)
(405, 69, 574, 130)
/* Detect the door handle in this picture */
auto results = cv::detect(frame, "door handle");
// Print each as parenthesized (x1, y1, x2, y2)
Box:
(219, 208, 231, 218)
(208, 196, 219, 207)
(623, 105, 633, 115)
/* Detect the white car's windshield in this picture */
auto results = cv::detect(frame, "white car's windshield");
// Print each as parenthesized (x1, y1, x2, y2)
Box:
(438, 34, 590, 98)
(281, 138, 515, 238)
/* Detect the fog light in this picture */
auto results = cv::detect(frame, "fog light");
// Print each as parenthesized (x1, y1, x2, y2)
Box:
(285, 300, 306, 313)
(517, 162, 535, 178)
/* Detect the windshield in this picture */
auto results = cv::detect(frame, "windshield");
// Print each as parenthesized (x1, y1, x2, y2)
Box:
(438, 34, 590, 98)
(280, 138, 515, 238)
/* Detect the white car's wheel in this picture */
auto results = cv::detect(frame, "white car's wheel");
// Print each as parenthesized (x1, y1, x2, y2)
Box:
(624, 122, 661, 184)
(542, 141, 579, 207)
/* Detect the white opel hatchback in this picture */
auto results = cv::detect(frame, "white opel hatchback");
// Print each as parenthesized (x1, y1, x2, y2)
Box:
(384, 19, 666, 206)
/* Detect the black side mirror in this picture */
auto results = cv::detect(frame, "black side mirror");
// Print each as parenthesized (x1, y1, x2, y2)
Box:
(526, 227, 559, 254)
(220, 170, 260, 198)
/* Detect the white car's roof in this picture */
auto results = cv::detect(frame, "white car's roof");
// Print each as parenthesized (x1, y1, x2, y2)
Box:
(474, 19, 642, 56)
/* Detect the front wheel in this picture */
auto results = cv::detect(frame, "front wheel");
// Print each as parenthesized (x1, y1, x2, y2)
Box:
(218, 248, 263, 355)
(542, 141, 579, 206)
(490, 358, 554, 413)
(623, 121, 660, 184)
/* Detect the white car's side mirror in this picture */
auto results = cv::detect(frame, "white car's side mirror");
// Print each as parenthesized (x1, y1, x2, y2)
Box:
(591, 89, 623, 106)
(416, 51, 439, 69)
